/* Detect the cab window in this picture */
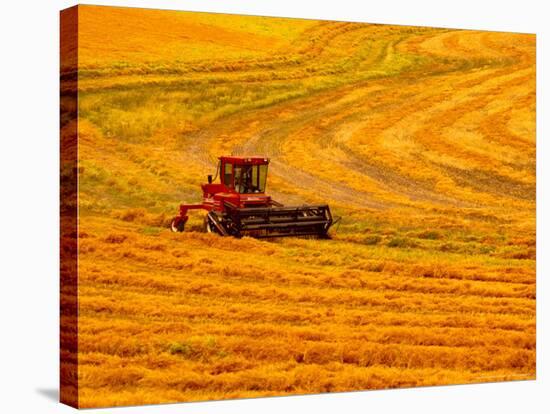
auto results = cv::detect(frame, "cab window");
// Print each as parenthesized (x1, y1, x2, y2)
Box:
(234, 164, 268, 193)
(223, 163, 233, 186)
(257, 164, 268, 192)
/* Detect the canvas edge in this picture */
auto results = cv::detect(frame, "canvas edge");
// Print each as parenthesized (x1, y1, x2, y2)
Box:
(60, 4, 79, 409)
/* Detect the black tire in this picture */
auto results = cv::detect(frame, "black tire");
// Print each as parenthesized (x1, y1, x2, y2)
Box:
(170, 218, 185, 233)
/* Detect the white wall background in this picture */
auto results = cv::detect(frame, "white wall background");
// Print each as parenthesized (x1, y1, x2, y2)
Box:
(0, 0, 546, 412)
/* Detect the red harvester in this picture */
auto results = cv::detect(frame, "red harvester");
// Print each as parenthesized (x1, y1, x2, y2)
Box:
(170, 156, 334, 238)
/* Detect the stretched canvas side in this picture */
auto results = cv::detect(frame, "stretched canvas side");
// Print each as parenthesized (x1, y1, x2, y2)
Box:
(60, 5, 79, 409)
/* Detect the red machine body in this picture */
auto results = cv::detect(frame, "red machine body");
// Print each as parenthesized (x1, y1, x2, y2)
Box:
(171, 156, 333, 238)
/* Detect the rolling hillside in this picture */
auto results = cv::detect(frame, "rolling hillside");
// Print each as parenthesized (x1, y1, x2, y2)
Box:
(61, 5, 535, 408)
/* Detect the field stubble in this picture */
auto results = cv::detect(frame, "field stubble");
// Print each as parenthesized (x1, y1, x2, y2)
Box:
(61, 6, 535, 407)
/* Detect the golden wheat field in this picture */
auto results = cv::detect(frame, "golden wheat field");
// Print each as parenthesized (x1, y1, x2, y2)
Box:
(60, 5, 536, 408)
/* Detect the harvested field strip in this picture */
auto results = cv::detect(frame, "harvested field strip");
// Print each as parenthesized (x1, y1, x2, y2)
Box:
(66, 7, 536, 407)
(80, 256, 535, 300)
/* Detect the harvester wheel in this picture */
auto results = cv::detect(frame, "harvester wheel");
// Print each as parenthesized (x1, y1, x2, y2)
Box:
(170, 218, 185, 233)
(204, 215, 215, 233)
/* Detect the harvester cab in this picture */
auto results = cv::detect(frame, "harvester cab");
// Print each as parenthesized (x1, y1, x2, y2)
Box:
(203, 156, 271, 208)
(171, 156, 333, 238)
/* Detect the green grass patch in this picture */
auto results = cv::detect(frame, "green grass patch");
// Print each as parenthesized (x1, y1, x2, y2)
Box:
(387, 237, 418, 248)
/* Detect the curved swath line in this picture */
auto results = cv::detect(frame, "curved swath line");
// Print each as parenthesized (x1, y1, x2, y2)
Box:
(79, 22, 374, 80)
(79, 28, 495, 97)
(178, 23, 367, 75)
(253, 39, 533, 206)
(79, 25, 453, 96)
(298, 108, 472, 207)
(230, 87, 461, 207)
(174, 30, 534, 209)
(184, 83, 500, 207)
(408, 72, 535, 201)
(271, 160, 390, 209)
(78, 22, 409, 117)
(320, 65, 536, 205)
(442, 31, 500, 59)
(410, 69, 534, 156)
(479, 31, 535, 66)
(477, 95, 536, 157)
(179, 82, 395, 208)
(231, 98, 400, 209)
(242, 72, 518, 207)
(407, 30, 529, 63)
